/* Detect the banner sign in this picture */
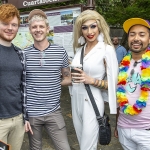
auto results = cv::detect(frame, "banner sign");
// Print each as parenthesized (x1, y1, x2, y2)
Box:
(8, 0, 71, 8)
(13, 6, 81, 59)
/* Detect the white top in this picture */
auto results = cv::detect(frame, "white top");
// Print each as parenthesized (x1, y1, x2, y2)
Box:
(71, 42, 118, 114)
(118, 59, 150, 129)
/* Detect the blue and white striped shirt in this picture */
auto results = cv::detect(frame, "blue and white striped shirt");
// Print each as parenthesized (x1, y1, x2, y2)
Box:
(24, 44, 69, 118)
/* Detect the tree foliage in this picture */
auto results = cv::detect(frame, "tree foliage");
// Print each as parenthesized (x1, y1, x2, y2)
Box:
(95, 0, 150, 27)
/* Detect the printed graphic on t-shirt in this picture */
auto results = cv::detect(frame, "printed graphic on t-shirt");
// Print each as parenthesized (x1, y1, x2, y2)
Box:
(126, 72, 141, 93)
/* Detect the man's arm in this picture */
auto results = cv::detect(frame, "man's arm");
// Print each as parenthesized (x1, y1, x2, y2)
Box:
(61, 67, 72, 86)
(114, 107, 120, 138)
(25, 121, 33, 135)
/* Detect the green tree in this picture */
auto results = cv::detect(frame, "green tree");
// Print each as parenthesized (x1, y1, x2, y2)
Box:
(95, 0, 150, 48)
(98, 0, 150, 26)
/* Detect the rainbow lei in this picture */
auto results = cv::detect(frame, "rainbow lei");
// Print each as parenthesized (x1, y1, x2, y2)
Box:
(117, 49, 150, 115)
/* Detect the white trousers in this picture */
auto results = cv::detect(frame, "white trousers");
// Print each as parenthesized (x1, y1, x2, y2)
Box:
(118, 127, 150, 150)
(71, 84, 104, 150)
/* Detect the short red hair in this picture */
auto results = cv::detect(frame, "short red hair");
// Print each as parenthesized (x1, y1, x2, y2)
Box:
(0, 3, 20, 25)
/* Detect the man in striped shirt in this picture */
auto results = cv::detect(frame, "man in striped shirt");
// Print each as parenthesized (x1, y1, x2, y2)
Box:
(24, 9, 71, 150)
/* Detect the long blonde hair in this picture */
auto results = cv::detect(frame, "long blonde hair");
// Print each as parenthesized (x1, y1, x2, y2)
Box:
(73, 10, 112, 52)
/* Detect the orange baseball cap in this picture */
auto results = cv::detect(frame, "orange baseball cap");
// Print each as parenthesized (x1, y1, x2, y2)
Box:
(123, 18, 150, 33)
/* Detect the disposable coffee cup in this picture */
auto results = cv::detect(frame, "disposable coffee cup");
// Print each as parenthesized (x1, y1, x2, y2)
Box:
(71, 64, 82, 83)
(71, 64, 82, 73)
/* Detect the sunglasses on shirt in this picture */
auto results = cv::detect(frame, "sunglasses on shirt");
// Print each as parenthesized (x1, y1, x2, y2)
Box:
(39, 51, 46, 67)
(130, 61, 141, 76)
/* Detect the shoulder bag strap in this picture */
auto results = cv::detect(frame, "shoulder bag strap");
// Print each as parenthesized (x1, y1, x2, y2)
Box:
(80, 47, 103, 124)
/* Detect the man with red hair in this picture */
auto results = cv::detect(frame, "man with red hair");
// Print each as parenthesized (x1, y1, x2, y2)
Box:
(0, 4, 25, 150)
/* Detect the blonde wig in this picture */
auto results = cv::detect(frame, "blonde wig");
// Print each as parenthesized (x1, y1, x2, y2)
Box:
(73, 10, 113, 52)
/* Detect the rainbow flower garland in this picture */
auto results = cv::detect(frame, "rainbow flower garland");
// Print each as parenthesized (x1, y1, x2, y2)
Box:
(117, 49, 150, 115)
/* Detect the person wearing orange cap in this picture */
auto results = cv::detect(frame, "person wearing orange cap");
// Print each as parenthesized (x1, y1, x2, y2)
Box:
(24, 9, 71, 150)
(114, 18, 150, 150)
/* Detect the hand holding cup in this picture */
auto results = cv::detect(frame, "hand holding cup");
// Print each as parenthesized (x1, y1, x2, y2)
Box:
(71, 64, 82, 83)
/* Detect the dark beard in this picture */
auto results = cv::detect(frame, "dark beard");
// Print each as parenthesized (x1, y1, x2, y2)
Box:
(129, 43, 149, 53)
(113, 43, 118, 46)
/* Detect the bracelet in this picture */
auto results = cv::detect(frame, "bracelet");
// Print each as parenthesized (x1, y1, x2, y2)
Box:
(100, 80, 104, 88)
(99, 80, 102, 88)
(104, 81, 107, 89)
(92, 78, 96, 85)
(93, 79, 106, 88)
(106, 81, 108, 89)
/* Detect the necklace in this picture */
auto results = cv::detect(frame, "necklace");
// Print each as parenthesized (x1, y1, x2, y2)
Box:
(117, 49, 150, 115)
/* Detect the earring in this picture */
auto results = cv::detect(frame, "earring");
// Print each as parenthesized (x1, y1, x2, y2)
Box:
(97, 33, 104, 42)
(78, 36, 85, 45)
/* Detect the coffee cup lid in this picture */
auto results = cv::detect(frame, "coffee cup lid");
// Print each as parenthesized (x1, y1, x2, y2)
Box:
(71, 64, 82, 67)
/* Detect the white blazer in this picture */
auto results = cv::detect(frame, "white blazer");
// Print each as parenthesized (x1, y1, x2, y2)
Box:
(71, 41, 118, 114)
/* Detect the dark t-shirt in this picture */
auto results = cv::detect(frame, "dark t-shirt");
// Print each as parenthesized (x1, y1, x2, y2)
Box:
(0, 44, 23, 118)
